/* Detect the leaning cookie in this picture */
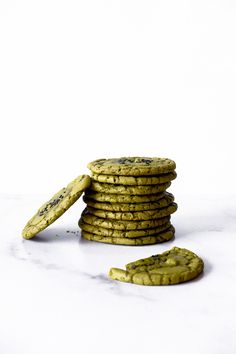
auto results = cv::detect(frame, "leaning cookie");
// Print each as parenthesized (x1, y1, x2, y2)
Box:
(22, 175, 91, 239)
(88, 157, 176, 176)
(81, 226, 175, 245)
(109, 247, 204, 285)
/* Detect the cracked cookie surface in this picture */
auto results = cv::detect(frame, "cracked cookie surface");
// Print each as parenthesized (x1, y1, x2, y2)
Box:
(109, 247, 204, 285)
(81, 209, 171, 230)
(81, 226, 175, 245)
(83, 192, 174, 211)
(91, 171, 177, 185)
(86, 202, 177, 221)
(90, 181, 171, 195)
(84, 191, 166, 203)
(79, 219, 171, 238)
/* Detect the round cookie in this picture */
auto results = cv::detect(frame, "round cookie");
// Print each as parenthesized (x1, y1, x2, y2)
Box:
(81, 226, 175, 245)
(88, 157, 176, 176)
(90, 181, 171, 195)
(83, 193, 174, 211)
(91, 171, 177, 185)
(81, 210, 171, 230)
(86, 202, 177, 221)
(22, 175, 91, 239)
(84, 191, 166, 203)
(79, 219, 171, 238)
(109, 247, 204, 285)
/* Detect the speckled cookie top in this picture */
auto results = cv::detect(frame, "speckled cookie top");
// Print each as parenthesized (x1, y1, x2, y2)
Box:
(109, 247, 204, 285)
(88, 157, 176, 176)
(22, 175, 91, 239)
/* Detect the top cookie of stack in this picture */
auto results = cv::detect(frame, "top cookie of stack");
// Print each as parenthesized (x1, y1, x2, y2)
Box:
(79, 157, 177, 245)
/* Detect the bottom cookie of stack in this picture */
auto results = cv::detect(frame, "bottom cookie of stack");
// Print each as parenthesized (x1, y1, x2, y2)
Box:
(80, 228, 175, 245)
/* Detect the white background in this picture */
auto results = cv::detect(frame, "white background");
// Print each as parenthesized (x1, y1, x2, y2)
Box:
(1, 0, 236, 195)
(1, 2, 236, 354)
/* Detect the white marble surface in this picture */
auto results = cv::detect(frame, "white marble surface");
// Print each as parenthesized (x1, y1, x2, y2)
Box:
(1, 193, 236, 354)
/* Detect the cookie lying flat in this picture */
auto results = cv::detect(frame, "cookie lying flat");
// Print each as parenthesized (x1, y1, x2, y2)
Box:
(109, 247, 204, 285)
(22, 175, 91, 239)
(88, 157, 176, 176)
(79, 219, 171, 238)
(91, 171, 177, 185)
(90, 181, 171, 195)
(84, 191, 165, 203)
(81, 226, 175, 245)
(81, 210, 170, 230)
(86, 202, 177, 221)
(83, 192, 174, 211)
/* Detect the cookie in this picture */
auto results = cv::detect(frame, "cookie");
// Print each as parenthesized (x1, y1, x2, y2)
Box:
(81, 210, 171, 230)
(84, 191, 166, 203)
(79, 219, 171, 238)
(109, 247, 204, 285)
(91, 171, 177, 185)
(81, 226, 175, 245)
(22, 175, 91, 239)
(86, 202, 177, 221)
(88, 157, 176, 176)
(83, 192, 174, 211)
(90, 181, 171, 195)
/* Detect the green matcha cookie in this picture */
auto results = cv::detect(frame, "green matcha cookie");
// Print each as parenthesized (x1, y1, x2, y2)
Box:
(88, 157, 176, 176)
(90, 181, 170, 195)
(91, 171, 177, 185)
(84, 191, 165, 203)
(81, 210, 170, 230)
(86, 202, 177, 221)
(83, 192, 174, 211)
(109, 247, 204, 285)
(81, 226, 175, 245)
(79, 219, 171, 238)
(22, 175, 91, 239)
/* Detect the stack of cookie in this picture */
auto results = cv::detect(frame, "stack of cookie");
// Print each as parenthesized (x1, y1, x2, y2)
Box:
(79, 157, 177, 246)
